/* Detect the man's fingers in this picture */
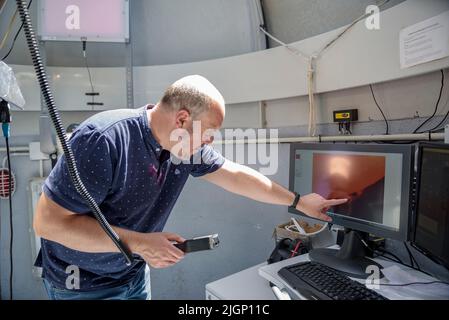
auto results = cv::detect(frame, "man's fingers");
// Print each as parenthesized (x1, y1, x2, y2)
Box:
(324, 198, 348, 207)
(167, 245, 185, 260)
(164, 232, 186, 243)
(163, 257, 179, 265)
(153, 261, 174, 269)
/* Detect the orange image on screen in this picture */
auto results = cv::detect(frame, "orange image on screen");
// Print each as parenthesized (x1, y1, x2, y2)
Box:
(312, 153, 386, 223)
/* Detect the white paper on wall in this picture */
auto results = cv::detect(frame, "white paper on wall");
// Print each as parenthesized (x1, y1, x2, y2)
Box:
(399, 11, 449, 69)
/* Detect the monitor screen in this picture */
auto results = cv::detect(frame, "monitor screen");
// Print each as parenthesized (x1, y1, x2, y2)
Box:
(290, 143, 412, 240)
(414, 146, 449, 267)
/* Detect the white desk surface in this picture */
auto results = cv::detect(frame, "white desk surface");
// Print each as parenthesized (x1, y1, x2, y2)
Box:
(206, 263, 276, 300)
(206, 245, 449, 300)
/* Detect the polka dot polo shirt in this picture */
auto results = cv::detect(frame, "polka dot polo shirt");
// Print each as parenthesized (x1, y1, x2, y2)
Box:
(36, 105, 224, 291)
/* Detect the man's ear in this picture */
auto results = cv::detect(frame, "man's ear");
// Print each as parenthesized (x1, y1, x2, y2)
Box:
(175, 109, 191, 128)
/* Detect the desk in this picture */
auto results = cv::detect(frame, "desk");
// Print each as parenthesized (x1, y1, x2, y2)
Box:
(206, 263, 276, 300)
(206, 246, 449, 300)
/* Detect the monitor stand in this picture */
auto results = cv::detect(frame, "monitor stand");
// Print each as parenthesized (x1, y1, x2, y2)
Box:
(309, 229, 384, 279)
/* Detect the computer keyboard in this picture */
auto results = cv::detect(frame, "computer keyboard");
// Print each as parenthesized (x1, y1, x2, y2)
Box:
(278, 261, 387, 300)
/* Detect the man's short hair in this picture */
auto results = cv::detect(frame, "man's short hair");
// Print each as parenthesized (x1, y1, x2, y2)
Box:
(160, 75, 224, 119)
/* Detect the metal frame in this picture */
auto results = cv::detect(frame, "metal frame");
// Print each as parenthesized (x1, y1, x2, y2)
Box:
(411, 142, 449, 269)
(288, 142, 414, 242)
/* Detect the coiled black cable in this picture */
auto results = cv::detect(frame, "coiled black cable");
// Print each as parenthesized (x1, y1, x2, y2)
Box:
(15, 0, 133, 265)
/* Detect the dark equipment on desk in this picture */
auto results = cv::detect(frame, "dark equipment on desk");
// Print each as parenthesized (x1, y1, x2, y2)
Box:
(268, 238, 310, 264)
(175, 234, 220, 253)
(278, 261, 387, 300)
(412, 142, 449, 270)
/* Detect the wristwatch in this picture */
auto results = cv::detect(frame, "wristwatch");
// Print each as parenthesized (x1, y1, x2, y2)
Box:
(289, 192, 301, 210)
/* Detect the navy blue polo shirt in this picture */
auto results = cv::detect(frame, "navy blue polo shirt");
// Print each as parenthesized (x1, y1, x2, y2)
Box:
(37, 105, 225, 291)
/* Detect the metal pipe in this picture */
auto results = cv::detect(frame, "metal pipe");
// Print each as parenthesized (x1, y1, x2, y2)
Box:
(0, 147, 29, 152)
(215, 132, 444, 145)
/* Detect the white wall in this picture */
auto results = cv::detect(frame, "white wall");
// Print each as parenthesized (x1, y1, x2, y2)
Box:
(11, 68, 449, 135)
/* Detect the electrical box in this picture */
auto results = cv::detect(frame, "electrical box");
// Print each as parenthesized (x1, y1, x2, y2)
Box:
(28, 177, 46, 278)
(333, 109, 358, 135)
(333, 109, 358, 123)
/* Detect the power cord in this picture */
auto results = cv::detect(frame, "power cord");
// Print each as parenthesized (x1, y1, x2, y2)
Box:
(258, 0, 390, 137)
(379, 280, 449, 287)
(413, 70, 445, 134)
(404, 241, 421, 271)
(353, 231, 433, 277)
(1, 0, 32, 61)
(369, 84, 389, 135)
(375, 247, 403, 264)
(428, 71, 449, 132)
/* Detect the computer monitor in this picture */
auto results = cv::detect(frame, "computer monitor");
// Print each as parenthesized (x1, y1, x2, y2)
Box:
(289, 143, 414, 278)
(412, 142, 449, 269)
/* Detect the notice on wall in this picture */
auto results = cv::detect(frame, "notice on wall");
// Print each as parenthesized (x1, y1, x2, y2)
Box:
(399, 10, 449, 69)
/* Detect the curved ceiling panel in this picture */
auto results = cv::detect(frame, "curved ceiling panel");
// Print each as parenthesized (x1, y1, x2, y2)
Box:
(0, 0, 264, 67)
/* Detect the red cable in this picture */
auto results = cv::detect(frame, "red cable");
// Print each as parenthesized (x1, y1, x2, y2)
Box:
(290, 240, 302, 258)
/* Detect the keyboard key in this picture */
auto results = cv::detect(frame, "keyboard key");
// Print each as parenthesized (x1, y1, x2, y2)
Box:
(278, 261, 387, 300)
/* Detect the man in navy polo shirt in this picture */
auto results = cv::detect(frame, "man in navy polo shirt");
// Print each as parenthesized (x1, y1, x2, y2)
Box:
(34, 75, 347, 300)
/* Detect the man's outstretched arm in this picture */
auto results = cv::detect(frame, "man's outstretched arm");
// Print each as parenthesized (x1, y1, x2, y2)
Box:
(201, 159, 347, 222)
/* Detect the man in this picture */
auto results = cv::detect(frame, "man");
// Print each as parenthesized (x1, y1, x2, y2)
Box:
(34, 75, 347, 300)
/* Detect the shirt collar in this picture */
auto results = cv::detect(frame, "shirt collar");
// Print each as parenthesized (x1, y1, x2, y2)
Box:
(140, 104, 163, 158)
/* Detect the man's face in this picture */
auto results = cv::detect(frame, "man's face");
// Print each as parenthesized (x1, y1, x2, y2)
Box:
(169, 103, 224, 161)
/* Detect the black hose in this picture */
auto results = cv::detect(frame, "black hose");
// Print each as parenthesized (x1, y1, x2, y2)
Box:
(15, 0, 133, 265)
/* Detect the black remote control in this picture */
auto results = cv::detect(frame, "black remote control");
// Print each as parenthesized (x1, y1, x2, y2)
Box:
(175, 234, 219, 253)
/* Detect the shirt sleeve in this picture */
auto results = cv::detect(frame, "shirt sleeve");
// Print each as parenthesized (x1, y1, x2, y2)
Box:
(190, 144, 225, 178)
(43, 126, 115, 214)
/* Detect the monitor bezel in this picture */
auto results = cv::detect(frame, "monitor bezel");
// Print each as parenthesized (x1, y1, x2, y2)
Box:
(288, 142, 414, 241)
(411, 142, 449, 269)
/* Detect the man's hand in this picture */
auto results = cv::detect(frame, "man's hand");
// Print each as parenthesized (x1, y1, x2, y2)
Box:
(296, 193, 348, 222)
(133, 232, 186, 269)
